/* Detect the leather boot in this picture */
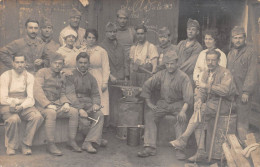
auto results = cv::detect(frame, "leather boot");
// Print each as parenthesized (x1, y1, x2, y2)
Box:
(82, 141, 97, 154)
(21, 143, 32, 155)
(47, 143, 63, 156)
(188, 149, 207, 162)
(68, 140, 82, 153)
(6, 147, 16, 156)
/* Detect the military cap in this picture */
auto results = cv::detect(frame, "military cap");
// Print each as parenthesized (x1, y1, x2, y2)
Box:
(162, 50, 178, 64)
(105, 22, 117, 31)
(69, 8, 81, 18)
(50, 52, 64, 62)
(187, 18, 200, 29)
(231, 26, 245, 37)
(117, 8, 129, 18)
(63, 29, 78, 38)
(40, 17, 52, 28)
(158, 27, 171, 36)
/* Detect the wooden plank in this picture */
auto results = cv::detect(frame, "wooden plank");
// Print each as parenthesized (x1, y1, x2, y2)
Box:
(245, 133, 260, 167)
(222, 142, 237, 167)
(227, 134, 251, 167)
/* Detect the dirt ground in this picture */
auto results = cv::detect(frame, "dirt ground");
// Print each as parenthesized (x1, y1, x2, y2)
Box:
(0, 126, 190, 167)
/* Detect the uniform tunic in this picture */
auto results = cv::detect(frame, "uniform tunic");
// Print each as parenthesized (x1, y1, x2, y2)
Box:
(140, 69, 193, 148)
(80, 46, 110, 115)
(0, 70, 43, 149)
(227, 44, 257, 140)
(42, 38, 60, 67)
(176, 40, 203, 85)
(59, 25, 85, 49)
(193, 48, 227, 84)
(0, 36, 46, 74)
(116, 27, 135, 57)
(34, 68, 78, 142)
(100, 38, 129, 126)
(66, 69, 104, 145)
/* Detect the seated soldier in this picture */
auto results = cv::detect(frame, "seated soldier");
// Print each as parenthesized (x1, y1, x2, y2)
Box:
(170, 49, 237, 162)
(34, 53, 81, 156)
(0, 54, 44, 155)
(66, 52, 107, 154)
(137, 50, 193, 159)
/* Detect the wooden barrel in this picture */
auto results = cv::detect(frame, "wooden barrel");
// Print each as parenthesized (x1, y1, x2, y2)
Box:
(116, 100, 143, 140)
(206, 114, 237, 159)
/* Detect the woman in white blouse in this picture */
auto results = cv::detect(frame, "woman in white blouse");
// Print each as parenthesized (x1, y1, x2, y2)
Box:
(193, 29, 227, 86)
(80, 29, 110, 117)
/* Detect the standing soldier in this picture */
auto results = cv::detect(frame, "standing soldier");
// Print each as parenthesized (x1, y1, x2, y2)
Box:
(227, 26, 257, 143)
(59, 8, 86, 49)
(0, 54, 44, 155)
(0, 17, 46, 74)
(116, 8, 135, 57)
(40, 17, 60, 67)
(129, 24, 158, 87)
(156, 27, 177, 72)
(100, 22, 129, 127)
(34, 53, 81, 156)
(176, 18, 203, 86)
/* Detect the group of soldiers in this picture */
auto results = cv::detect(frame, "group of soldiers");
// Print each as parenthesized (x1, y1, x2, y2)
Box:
(0, 7, 257, 164)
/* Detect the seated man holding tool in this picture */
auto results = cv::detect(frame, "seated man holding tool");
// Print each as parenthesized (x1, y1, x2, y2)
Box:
(137, 50, 193, 159)
(170, 49, 237, 162)
(66, 52, 107, 154)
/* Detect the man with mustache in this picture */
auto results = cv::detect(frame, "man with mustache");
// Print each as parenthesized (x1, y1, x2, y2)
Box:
(0, 17, 46, 74)
(59, 8, 85, 49)
(0, 54, 44, 155)
(176, 18, 203, 87)
(66, 52, 107, 154)
(227, 26, 257, 143)
(129, 24, 158, 87)
(137, 50, 193, 158)
(170, 49, 237, 162)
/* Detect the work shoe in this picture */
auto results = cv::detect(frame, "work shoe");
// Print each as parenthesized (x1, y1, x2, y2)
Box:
(187, 149, 207, 162)
(175, 149, 186, 160)
(47, 143, 63, 156)
(6, 147, 16, 155)
(169, 136, 187, 150)
(100, 139, 108, 147)
(68, 140, 82, 153)
(137, 147, 156, 158)
(21, 143, 32, 155)
(82, 141, 97, 154)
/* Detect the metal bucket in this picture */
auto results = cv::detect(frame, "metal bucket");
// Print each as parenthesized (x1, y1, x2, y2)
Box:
(116, 127, 127, 140)
(127, 127, 141, 146)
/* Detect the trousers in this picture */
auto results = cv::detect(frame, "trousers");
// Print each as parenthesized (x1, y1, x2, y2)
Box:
(38, 106, 78, 143)
(80, 110, 104, 145)
(0, 105, 44, 149)
(144, 101, 186, 148)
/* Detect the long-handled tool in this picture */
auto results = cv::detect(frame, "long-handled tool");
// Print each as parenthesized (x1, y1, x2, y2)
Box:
(79, 105, 103, 127)
(208, 97, 222, 162)
(117, 125, 144, 128)
(138, 66, 153, 75)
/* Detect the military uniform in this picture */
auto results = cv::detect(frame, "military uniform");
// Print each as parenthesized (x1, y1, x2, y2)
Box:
(141, 69, 193, 148)
(227, 44, 257, 141)
(66, 69, 104, 145)
(100, 38, 129, 126)
(34, 68, 79, 145)
(0, 36, 46, 74)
